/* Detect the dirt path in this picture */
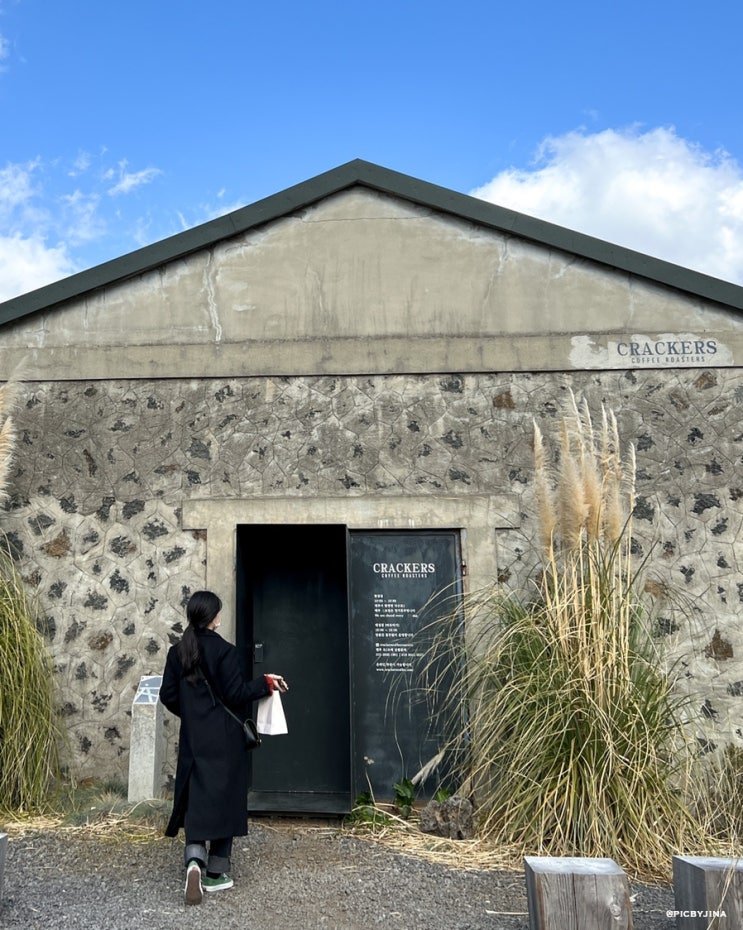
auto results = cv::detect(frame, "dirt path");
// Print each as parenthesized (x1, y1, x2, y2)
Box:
(0, 820, 675, 929)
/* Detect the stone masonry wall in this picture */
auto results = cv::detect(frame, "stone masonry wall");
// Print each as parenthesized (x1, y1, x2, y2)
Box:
(4, 368, 742, 782)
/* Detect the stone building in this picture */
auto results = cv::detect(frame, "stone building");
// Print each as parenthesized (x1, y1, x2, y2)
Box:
(0, 160, 741, 810)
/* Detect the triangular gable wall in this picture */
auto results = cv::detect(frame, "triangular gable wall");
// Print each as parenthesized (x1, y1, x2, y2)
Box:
(0, 161, 741, 379)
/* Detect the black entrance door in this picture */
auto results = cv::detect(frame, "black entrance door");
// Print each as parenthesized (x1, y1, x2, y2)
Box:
(236, 524, 463, 814)
(237, 524, 351, 814)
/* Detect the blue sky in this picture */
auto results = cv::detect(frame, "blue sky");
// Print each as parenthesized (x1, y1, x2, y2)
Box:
(1, 0, 743, 300)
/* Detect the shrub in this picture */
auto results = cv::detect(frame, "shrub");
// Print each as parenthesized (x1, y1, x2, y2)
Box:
(426, 395, 706, 878)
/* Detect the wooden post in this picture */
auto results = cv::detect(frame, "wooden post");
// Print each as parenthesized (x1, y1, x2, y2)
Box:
(672, 856, 743, 929)
(524, 856, 634, 930)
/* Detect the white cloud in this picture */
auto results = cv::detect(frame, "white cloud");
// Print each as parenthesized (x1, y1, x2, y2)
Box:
(0, 159, 40, 215)
(69, 150, 93, 176)
(0, 159, 76, 300)
(0, 152, 163, 300)
(60, 189, 104, 244)
(176, 197, 246, 233)
(106, 161, 162, 196)
(471, 127, 743, 285)
(0, 234, 74, 302)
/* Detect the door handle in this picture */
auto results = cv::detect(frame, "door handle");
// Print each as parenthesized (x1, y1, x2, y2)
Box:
(253, 642, 264, 663)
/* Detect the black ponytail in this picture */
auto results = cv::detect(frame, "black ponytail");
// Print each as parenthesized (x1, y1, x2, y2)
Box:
(177, 590, 222, 683)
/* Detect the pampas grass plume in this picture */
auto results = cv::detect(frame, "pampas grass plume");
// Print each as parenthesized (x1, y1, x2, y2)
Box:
(557, 417, 587, 551)
(533, 419, 556, 556)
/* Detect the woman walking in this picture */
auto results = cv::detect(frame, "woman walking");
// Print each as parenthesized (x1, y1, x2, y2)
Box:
(160, 590, 288, 905)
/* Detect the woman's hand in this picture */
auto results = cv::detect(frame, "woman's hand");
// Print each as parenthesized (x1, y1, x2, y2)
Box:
(266, 673, 289, 692)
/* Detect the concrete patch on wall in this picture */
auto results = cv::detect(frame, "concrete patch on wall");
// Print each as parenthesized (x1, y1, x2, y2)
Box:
(570, 333, 737, 370)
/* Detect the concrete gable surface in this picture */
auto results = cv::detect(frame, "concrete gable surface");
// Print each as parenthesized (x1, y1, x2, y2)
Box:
(0, 183, 741, 380)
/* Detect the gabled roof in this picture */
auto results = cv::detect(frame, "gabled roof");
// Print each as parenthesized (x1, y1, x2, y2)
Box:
(2, 158, 742, 326)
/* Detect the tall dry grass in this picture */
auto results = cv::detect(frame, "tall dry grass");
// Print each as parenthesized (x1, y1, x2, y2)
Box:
(0, 362, 63, 814)
(423, 394, 719, 879)
(0, 547, 62, 813)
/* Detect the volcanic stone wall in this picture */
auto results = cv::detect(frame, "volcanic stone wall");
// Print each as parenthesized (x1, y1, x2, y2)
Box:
(5, 366, 742, 780)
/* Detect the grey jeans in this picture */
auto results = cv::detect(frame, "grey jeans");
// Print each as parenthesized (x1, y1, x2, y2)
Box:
(184, 836, 233, 874)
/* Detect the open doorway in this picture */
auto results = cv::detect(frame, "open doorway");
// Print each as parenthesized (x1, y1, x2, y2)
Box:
(237, 524, 351, 813)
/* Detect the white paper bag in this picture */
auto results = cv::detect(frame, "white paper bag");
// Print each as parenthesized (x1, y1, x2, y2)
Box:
(256, 689, 288, 735)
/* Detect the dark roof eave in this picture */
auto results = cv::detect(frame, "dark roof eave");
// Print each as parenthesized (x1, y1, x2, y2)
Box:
(1, 158, 742, 326)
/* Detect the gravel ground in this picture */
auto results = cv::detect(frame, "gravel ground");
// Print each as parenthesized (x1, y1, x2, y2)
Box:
(0, 820, 676, 930)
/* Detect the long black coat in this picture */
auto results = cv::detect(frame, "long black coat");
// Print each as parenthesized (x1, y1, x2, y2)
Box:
(159, 628, 271, 840)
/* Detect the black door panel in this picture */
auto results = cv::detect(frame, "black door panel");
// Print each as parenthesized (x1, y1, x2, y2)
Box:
(237, 524, 351, 812)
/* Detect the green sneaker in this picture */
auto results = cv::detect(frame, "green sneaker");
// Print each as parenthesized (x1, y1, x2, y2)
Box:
(202, 873, 234, 893)
(184, 860, 203, 905)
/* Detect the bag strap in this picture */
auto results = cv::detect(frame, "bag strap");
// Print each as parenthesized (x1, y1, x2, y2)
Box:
(199, 662, 246, 727)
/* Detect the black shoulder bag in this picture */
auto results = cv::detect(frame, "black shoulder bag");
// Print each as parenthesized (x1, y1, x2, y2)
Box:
(200, 666, 261, 751)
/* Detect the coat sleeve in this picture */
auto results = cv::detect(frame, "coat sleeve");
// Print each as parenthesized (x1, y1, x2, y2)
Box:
(216, 645, 271, 715)
(159, 646, 182, 717)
